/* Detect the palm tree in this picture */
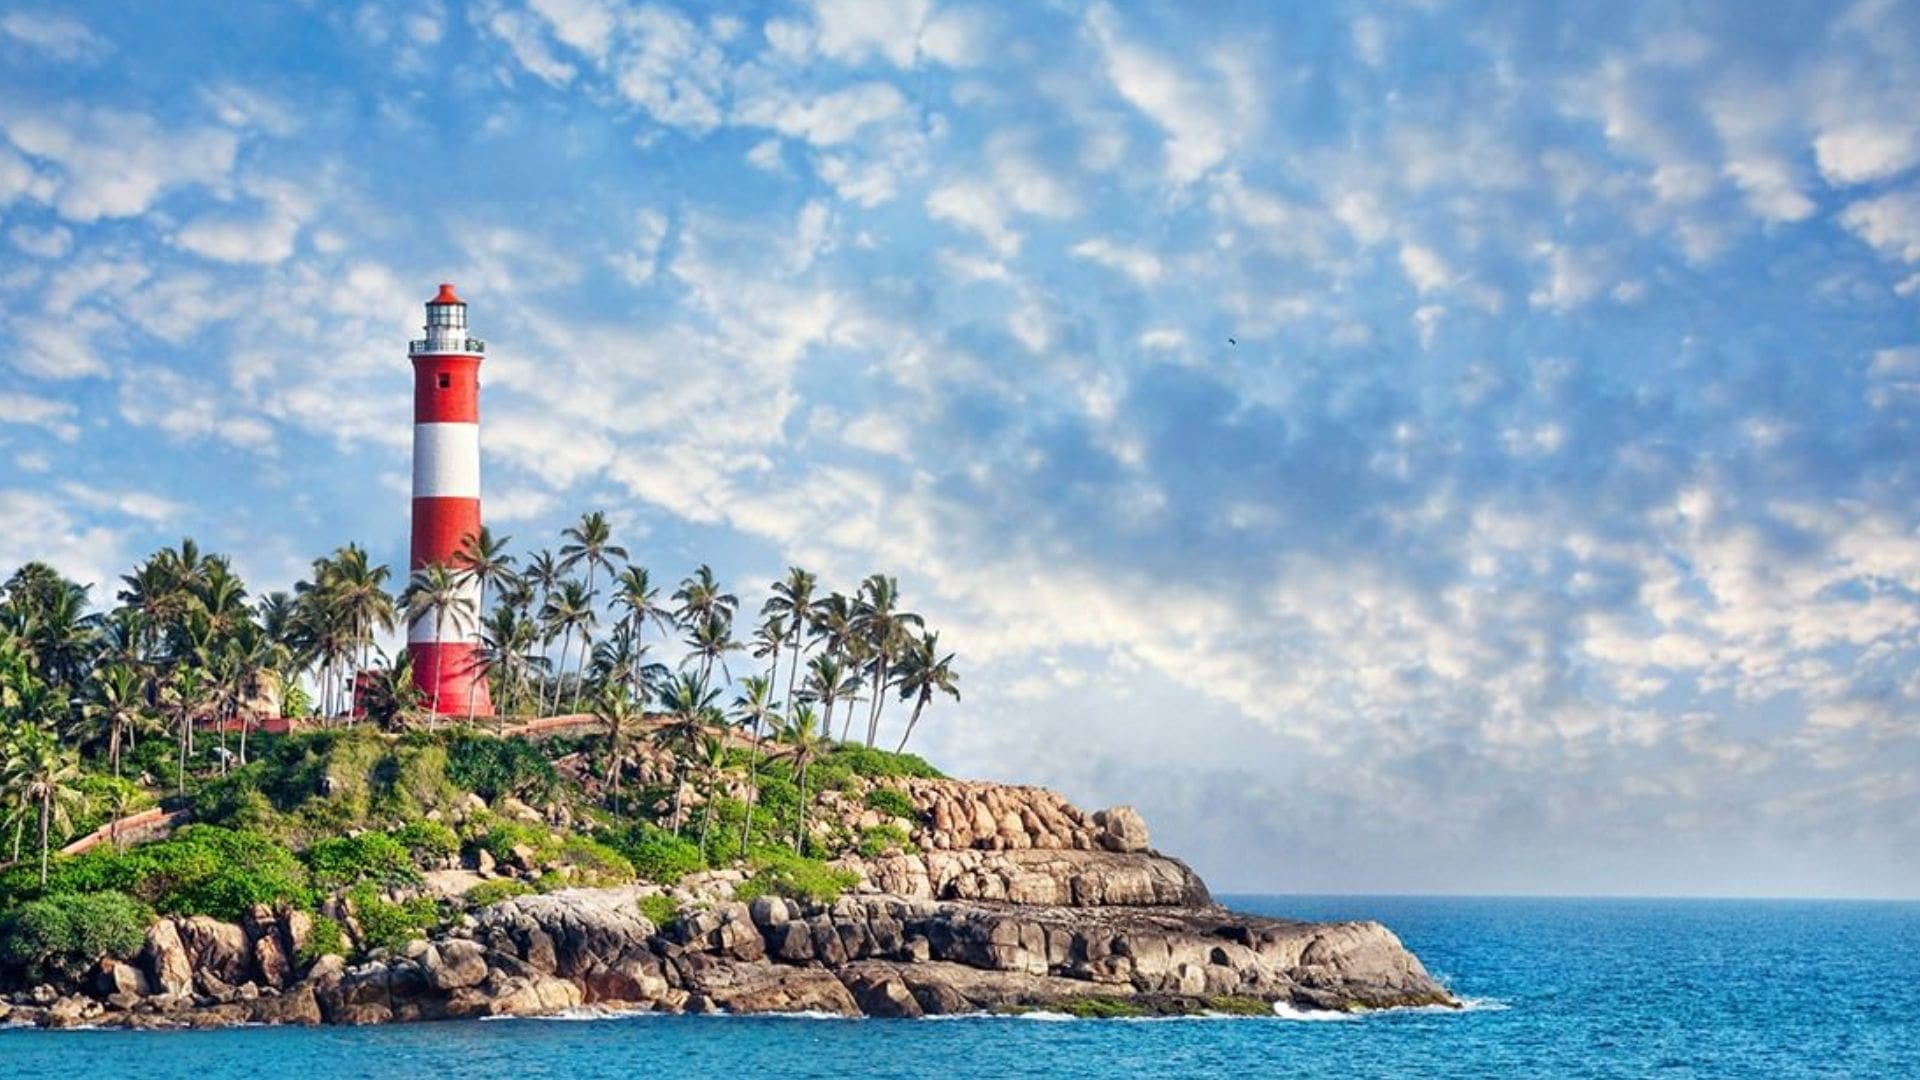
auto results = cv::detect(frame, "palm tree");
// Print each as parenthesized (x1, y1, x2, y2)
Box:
(594, 684, 644, 816)
(479, 605, 544, 721)
(695, 730, 730, 858)
(853, 574, 921, 748)
(84, 662, 152, 778)
(3, 729, 86, 884)
(539, 580, 596, 716)
(164, 664, 205, 795)
(612, 565, 675, 701)
(403, 562, 476, 721)
(777, 704, 826, 854)
(559, 513, 626, 713)
(658, 672, 720, 834)
(731, 673, 780, 855)
(892, 631, 960, 753)
(672, 566, 737, 653)
(455, 527, 517, 722)
(802, 653, 861, 743)
(679, 612, 741, 687)
(762, 567, 817, 738)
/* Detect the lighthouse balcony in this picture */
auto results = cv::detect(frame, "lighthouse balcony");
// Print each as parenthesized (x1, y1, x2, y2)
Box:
(409, 336, 486, 355)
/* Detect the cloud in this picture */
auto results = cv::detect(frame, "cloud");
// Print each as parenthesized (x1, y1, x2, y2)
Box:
(1814, 123, 1920, 186)
(0, 391, 79, 440)
(1083, 3, 1237, 184)
(1070, 237, 1163, 285)
(1, 10, 111, 63)
(8, 223, 70, 258)
(1840, 188, 1920, 263)
(0, 105, 239, 222)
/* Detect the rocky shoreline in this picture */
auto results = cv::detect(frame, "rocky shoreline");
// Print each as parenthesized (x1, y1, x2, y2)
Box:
(2, 787, 1456, 1028)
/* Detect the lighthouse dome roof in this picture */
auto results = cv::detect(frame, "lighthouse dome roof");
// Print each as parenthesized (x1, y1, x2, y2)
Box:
(429, 283, 465, 306)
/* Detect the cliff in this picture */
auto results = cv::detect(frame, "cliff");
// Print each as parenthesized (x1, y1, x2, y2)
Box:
(0, 780, 1455, 1027)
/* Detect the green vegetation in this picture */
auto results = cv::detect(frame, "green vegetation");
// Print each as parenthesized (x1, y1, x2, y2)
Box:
(863, 787, 916, 819)
(601, 822, 706, 884)
(346, 882, 440, 954)
(392, 819, 460, 864)
(5, 824, 314, 922)
(636, 894, 679, 929)
(856, 823, 915, 858)
(304, 832, 417, 890)
(445, 733, 557, 802)
(0, 892, 151, 984)
(297, 914, 346, 966)
(734, 849, 860, 905)
(465, 879, 535, 908)
(1053, 997, 1149, 1019)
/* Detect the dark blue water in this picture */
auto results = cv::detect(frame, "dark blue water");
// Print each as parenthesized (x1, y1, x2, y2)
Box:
(4, 896, 1915, 1078)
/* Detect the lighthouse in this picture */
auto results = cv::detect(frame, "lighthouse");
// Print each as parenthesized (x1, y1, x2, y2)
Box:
(408, 283, 492, 716)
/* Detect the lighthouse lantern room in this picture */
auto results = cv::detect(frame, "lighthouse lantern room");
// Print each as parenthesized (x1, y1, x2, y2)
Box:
(408, 283, 493, 716)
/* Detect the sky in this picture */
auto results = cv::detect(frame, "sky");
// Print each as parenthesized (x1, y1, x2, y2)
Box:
(2, 0, 1919, 899)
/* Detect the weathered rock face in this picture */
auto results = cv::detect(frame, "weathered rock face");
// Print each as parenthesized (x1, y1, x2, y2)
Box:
(853, 849, 1208, 908)
(6, 789, 1455, 1027)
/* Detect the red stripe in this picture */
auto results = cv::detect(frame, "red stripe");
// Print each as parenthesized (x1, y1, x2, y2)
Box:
(413, 356, 482, 423)
(410, 641, 494, 716)
(411, 497, 481, 569)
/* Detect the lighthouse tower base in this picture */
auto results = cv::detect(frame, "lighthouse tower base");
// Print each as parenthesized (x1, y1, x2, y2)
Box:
(411, 641, 494, 717)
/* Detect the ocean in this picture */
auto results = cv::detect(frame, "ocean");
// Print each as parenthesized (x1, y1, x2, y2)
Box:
(4, 895, 1915, 1078)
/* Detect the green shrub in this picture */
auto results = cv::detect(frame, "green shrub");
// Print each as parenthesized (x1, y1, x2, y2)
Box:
(856, 823, 914, 858)
(24, 825, 314, 921)
(555, 837, 635, 886)
(297, 914, 346, 967)
(637, 894, 679, 929)
(445, 735, 558, 802)
(464, 879, 535, 908)
(734, 849, 859, 906)
(475, 821, 557, 865)
(862, 787, 916, 819)
(392, 820, 460, 865)
(346, 883, 439, 955)
(0, 892, 152, 985)
(305, 832, 417, 890)
(600, 823, 706, 884)
(826, 745, 943, 780)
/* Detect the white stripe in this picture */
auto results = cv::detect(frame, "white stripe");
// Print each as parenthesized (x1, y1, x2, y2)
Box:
(408, 578, 483, 643)
(413, 422, 481, 498)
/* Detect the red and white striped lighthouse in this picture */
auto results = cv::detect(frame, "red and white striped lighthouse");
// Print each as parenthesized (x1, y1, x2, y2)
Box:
(409, 283, 492, 716)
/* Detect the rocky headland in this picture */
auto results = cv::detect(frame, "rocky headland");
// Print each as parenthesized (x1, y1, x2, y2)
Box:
(1, 778, 1454, 1028)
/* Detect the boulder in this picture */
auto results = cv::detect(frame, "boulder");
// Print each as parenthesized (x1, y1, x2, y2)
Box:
(94, 958, 152, 999)
(1092, 806, 1150, 853)
(143, 919, 194, 996)
(177, 916, 254, 986)
(419, 940, 489, 991)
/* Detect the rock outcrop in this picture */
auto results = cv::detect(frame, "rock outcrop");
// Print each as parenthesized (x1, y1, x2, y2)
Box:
(1, 795, 1455, 1027)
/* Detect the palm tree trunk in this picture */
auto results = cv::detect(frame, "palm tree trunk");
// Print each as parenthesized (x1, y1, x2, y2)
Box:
(432, 610, 447, 723)
(550, 627, 575, 716)
(38, 790, 50, 887)
(896, 693, 928, 754)
(794, 759, 809, 853)
(109, 724, 122, 779)
(671, 759, 688, 835)
(698, 769, 716, 856)
(839, 696, 856, 742)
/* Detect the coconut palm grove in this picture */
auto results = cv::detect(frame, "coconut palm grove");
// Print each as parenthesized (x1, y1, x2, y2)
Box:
(0, 515, 960, 978)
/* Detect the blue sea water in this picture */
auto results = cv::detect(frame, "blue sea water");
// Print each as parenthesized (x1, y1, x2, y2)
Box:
(4, 895, 1916, 1078)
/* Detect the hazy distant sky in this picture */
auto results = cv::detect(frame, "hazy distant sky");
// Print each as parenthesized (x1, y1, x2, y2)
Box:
(2, 1, 1917, 897)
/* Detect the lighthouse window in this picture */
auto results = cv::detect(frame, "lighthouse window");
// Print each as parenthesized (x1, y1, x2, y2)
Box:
(437, 373, 451, 389)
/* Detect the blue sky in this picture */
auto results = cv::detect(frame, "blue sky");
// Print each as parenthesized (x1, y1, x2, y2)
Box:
(3, 0, 1919, 898)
